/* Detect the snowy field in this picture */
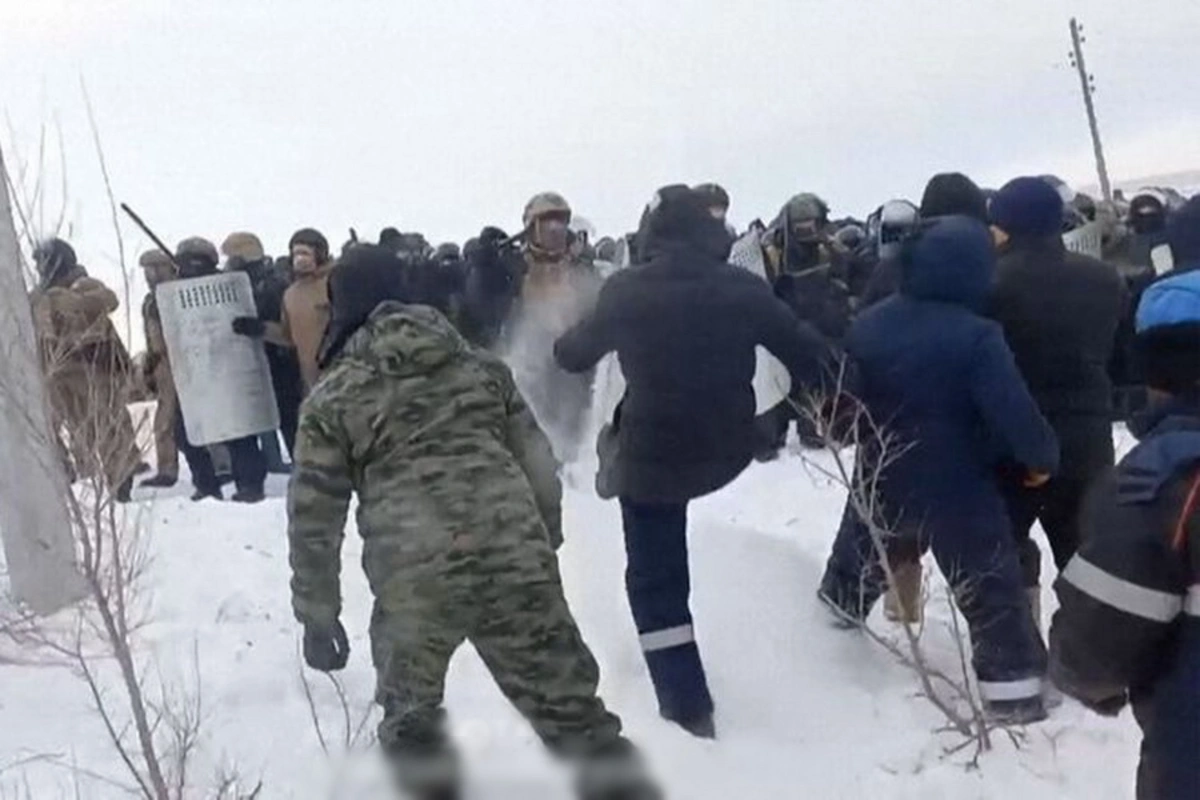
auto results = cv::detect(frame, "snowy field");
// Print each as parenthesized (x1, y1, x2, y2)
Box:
(0, 427, 1144, 799)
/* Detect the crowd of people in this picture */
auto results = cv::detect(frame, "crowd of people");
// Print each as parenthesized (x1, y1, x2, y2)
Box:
(25, 172, 1200, 799)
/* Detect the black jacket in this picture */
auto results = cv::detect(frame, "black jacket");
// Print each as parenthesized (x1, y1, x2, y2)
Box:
(1049, 398, 1200, 799)
(555, 187, 835, 504)
(992, 236, 1127, 478)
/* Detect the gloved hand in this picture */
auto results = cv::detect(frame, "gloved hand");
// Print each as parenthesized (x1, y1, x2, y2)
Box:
(303, 620, 350, 672)
(232, 316, 266, 337)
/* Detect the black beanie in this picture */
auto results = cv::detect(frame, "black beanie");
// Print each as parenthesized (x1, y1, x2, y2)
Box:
(920, 173, 988, 223)
(319, 245, 410, 368)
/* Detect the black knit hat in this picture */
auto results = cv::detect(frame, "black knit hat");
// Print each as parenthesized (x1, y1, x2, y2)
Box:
(920, 173, 988, 223)
(319, 245, 410, 368)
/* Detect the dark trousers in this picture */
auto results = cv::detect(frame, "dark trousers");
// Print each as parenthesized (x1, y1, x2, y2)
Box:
(619, 499, 714, 724)
(821, 496, 1047, 701)
(1003, 477, 1092, 588)
(174, 410, 267, 496)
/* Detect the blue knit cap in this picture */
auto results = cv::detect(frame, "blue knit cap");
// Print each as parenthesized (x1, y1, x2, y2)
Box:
(1136, 270, 1200, 333)
(990, 177, 1064, 237)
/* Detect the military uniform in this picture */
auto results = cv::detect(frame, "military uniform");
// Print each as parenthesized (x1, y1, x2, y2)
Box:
(288, 299, 646, 796)
(140, 252, 179, 483)
(31, 251, 139, 497)
(511, 192, 602, 459)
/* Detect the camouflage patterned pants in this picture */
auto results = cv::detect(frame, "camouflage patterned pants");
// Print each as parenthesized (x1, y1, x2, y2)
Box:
(370, 571, 624, 763)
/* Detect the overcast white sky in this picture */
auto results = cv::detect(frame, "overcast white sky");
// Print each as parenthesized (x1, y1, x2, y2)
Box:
(2, 0, 1198, 326)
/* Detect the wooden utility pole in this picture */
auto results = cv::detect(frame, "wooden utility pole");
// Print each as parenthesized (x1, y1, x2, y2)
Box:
(1070, 18, 1113, 202)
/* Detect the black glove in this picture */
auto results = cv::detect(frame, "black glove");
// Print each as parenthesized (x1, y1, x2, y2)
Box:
(303, 620, 350, 672)
(232, 316, 266, 337)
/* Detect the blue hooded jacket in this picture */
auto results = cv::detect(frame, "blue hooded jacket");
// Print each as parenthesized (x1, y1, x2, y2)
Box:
(847, 216, 1059, 528)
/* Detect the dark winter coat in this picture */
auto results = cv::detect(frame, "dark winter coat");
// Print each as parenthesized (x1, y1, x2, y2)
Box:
(555, 187, 835, 504)
(236, 258, 303, 401)
(459, 235, 523, 349)
(992, 235, 1127, 479)
(858, 255, 901, 311)
(848, 216, 1059, 533)
(1049, 397, 1200, 800)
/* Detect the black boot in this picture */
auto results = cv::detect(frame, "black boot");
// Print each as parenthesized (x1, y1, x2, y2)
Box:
(191, 488, 223, 502)
(669, 712, 716, 740)
(231, 488, 266, 504)
(140, 474, 178, 489)
(986, 696, 1048, 725)
(114, 478, 133, 504)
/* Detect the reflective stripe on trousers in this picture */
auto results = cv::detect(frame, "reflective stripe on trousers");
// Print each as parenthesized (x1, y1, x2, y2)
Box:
(639, 624, 695, 653)
(977, 676, 1043, 702)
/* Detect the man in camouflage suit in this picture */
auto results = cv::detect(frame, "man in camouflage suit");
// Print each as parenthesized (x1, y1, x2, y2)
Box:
(31, 239, 139, 501)
(288, 246, 659, 800)
(138, 249, 179, 488)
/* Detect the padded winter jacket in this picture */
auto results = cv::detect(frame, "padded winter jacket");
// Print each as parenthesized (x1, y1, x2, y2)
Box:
(554, 187, 835, 504)
(1050, 398, 1200, 800)
(992, 235, 1126, 479)
(848, 216, 1059, 531)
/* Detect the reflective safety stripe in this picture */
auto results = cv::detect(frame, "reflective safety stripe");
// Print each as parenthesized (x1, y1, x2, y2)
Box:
(639, 624, 695, 653)
(1061, 557, 1182, 623)
(1185, 586, 1200, 617)
(978, 677, 1043, 702)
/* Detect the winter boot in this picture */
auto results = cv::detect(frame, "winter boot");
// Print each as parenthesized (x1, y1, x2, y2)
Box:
(668, 712, 716, 740)
(231, 488, 266, 504)
(985, 696, 1048, 726)
(191, 488, 223, 502)
(883, 562, 923, 626)
(817, 588, 865, 630)
(114, 478, 134, 504)
(134, 461, 152, 476)
(140, 474, 178, 489)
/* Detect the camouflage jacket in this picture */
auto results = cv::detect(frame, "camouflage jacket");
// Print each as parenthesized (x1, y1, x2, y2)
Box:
(287, 302, 563, 627)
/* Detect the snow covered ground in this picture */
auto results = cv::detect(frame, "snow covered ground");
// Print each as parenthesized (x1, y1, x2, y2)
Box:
(0, 430, 1144, 799)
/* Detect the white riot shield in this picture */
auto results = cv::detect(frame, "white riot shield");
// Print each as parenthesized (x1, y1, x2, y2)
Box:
(158, 272, 279, 446)
(0, 147, 82, 616)
(1062, 221, 1104, 260)
(729, 230, 792, 414)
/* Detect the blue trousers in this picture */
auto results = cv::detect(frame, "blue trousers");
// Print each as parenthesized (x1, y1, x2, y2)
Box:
(820, 493, 1046, 703)
(620, 499, 714, 724)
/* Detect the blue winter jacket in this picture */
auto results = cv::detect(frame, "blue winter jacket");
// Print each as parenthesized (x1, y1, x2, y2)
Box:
(847, 216, 1059, 533)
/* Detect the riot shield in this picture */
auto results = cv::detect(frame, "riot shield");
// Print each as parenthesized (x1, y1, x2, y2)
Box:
(157, 272, 279, 446)
(729, 230, 792, 414)
(1063, 221, 1104, 260)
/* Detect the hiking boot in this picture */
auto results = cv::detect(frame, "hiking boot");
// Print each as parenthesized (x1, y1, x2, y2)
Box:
(231, 488, 266, 504)
(139, 474, 178, 489)
(986, 696, 1048, 726)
